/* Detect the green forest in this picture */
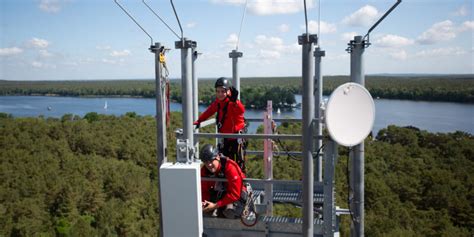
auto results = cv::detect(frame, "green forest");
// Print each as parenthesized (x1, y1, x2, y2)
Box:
(1, 74, 473, 108)
(0, 112, 472, 236)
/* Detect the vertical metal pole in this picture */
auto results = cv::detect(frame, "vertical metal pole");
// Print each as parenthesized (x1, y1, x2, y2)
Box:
(150, 42, 166, 237)
(263, 101, 273, 216)
(314, 47, 325, 183)
(192, 48, 199, 159)
(175, 39, 196, 162)
(323, 139, 337, 237)
(298, 33, 317, 237)
(229, 50, 243, 98)
(350, 35, 365, 237)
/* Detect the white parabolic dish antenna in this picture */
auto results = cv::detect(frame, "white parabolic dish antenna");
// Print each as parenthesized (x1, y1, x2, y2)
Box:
(325, 82, 375, 147)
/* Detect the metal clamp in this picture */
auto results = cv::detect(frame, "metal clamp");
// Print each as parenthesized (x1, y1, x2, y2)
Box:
(298, 34, 318, 45)
(176, 139, 194, 163)
(175, 39, 197, 49)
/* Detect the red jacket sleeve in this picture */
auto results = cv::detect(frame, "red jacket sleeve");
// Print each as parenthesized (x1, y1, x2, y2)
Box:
(231, 100, 245, 114)
(200, 167, 212, 202)
(216, 163, 243, 207)
(197, 100, 218, 123)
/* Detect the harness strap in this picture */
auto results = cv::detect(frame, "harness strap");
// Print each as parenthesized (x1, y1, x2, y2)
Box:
(216, 157, 246, 189)
(216, 102, 229, 132)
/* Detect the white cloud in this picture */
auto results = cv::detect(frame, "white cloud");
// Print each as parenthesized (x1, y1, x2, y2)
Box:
(278, 24, 290, 33)
(0, 47, 23, 56)
(110, 50, 131, 57)
(96, 45, 111, 50)
(255, 35, 283, 46)
(39, 0, 66, 13)
(374, 34, 414, 48)
(39, 49, 53, 57)
(224, 33, 239, 48)
(31, 61, 56, 69)
(304, 20, 337, 34)
(454, 5, 469, 16)
(186, 22, 197, 28)
(200, 52, 223, 60)
(29, 38, 50, 48)
(254, 35, 299, 58)
(257, 50, 280, 59)
(415, 47, 467, 57)
(341, 32, 358, 41)
(62, 61, 78, 67)
(460, 21, 474, 31)
(32, 61, 43, 68)
(210, 0, 245, 6)
(389, 50, 408, 60)
(212, 0, 315, 15)
(417, 20, 474, 44)
(79, 58, 95, 64)
(342, 5, 379, 27)
(417, 20, 457, 44)
(327, 53, 349, 61)
(102, 59, 117, 64)
(250, 0, 314, 15)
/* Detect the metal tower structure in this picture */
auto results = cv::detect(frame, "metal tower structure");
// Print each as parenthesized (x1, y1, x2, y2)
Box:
(113, 0, 402, 236)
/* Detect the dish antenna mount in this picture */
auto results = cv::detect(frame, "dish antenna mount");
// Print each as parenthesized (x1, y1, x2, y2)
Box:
(347, 0, 402, 52)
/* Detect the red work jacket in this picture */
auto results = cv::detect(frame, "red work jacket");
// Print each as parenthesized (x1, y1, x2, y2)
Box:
(201, 157, 246, 207)
(197, 97, 245, 134)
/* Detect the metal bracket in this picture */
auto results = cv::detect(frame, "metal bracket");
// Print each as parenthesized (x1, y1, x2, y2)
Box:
(314, 49, 326, 57)
(345, 39, 370, 53)
(175, 39, 197, 49)
(175, 128, 184, 139)
(229, 50, 243, 58)
(176, 139, 194, 163)
(298, 34, 318, 45)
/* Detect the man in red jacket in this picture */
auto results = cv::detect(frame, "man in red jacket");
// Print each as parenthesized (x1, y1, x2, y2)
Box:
(194, 77, 247, 172)
(200, 144, 247, 218)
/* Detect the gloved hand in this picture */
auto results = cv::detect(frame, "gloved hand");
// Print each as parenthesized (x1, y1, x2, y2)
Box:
(193, 120, 200, 129)
(229, 86, 239, 102)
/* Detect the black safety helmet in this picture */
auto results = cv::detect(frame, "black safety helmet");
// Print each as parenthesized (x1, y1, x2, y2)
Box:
(200, 144, 218, 162)
(214, 77, 230, 90)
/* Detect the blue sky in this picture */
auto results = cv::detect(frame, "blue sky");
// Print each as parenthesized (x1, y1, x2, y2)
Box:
(0, 0, 472, 80)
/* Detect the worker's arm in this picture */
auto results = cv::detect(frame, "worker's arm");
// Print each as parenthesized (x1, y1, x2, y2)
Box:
(196, 100, 218, 124)
(216, 165, 242, 207)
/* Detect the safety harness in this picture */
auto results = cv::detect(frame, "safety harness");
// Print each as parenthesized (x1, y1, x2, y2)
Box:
(216, 102, 229, 132)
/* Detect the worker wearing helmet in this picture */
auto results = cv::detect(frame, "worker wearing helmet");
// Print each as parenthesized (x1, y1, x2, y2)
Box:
(200, 144, 248, 218)
(194, 77, 247, 173)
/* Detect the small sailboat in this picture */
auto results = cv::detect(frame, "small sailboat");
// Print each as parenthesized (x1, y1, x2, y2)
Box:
(277, 108, 281, 114)
(104, 101, 108, 110)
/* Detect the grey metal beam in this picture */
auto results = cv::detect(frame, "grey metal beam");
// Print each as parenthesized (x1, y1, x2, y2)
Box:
(150, 42, 166, 237)
(349, 35, 365, 237)
(314, 47, 325, 183)
(201, 177, 324, 192)
(246, 150, 302, 156)
(323, 139, 337, 237)
(229, 50, 243, 99)
(263, 101, 274, 215)
(245, 118, 303, 123)
(298, 33, 317, 237)
(175, 39, 197, 162)
(192, 48, 199, 159)
(194, 132, 307, 140)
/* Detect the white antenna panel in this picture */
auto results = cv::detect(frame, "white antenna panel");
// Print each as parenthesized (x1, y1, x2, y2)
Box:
(325, 82, 375, 147)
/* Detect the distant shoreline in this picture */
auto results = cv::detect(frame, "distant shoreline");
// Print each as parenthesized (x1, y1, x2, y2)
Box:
(1, 75, 473, 104)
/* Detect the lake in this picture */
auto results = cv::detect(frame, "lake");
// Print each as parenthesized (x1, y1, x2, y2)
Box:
(0, 96, 473, 135)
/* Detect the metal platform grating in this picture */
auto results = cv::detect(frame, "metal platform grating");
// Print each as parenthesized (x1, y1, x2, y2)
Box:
(253, 189, 325, 204)
(203, 215, 324, 237)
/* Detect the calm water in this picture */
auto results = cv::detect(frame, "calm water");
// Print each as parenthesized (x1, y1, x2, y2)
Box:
(1, 96, 473, 135)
